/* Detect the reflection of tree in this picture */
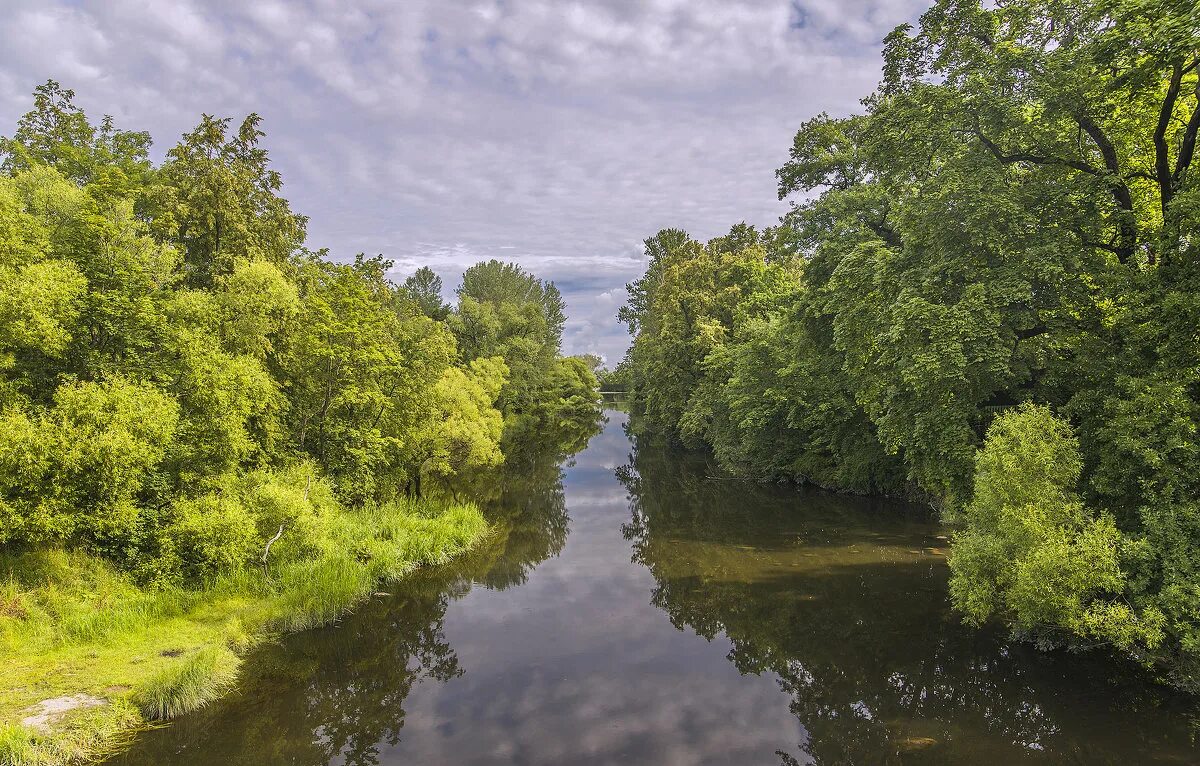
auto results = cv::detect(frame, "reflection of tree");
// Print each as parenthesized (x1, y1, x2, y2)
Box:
(113, 423, 600, 766)
(618, 436, 1200, 766)
(454, 415, 603, 590)
(110, 569, 463, 766)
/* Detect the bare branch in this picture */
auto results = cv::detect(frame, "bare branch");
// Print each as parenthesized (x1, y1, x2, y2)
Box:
(261, 523, 286, 568)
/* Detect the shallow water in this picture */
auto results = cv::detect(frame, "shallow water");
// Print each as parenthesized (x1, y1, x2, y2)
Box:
(109, 412, 1199, 765)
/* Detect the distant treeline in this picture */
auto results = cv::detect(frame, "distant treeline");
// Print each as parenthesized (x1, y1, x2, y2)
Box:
(616, 0, 1200, 691)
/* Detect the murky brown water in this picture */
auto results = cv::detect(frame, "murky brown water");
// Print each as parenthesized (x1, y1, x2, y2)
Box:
(109, 411, 1200, 765)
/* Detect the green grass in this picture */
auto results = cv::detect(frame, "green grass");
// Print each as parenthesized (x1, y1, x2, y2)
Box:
(0, 497, 488, 766)
(134, 646, 241, 721)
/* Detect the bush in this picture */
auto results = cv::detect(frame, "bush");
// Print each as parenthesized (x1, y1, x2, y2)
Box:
(949, 405, 1165, 653)
(232, 464, 337, 566)
(156, 495, 259, 583)
(0, 379, 177, 555)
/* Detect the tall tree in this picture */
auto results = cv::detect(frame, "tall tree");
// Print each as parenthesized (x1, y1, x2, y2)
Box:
(155, 114, 307, 287)
(0, 80, 153, 194)
(403, 266, 449, 320)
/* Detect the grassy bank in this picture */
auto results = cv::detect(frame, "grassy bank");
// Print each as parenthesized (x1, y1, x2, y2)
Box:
(0, 497, 488, 766)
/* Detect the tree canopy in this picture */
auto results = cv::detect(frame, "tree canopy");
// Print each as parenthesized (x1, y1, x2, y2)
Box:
(617, 0, 1200, 690)
(0, 82, 600, 585)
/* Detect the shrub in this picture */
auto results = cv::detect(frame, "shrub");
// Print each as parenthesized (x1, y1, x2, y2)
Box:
(949, 405, 1164, 653)
(0, 378, 177, 556)
(157, 495, 259, 583)
(232, 464, 337, 566)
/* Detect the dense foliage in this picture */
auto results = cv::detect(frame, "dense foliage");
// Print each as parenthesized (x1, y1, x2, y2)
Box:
(0, 81, 599, 586)
(617, 0, 1200, 689)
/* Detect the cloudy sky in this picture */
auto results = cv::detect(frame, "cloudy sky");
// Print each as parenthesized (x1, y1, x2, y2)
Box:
(0, 0, 927, 363)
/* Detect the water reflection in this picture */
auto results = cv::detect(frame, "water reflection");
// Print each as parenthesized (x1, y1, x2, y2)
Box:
(618, 431, 1200, 764)
(108, 420, 601, 766)
(109, 413, 1198, 766)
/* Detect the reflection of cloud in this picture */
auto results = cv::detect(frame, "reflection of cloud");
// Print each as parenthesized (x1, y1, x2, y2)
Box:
(377, 411, 806, 763)
(394, 659, 806, 765)
(0, 0, 927, 362)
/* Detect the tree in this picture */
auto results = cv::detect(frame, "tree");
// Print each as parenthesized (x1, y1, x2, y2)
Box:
(402, 266, 449, 320)
(0, 81, 597, 592)
(458, 259, 566, 349)
(0, 80, 153, 195)
(408, 357, 507, 497)
(451, 260, 597, 438)
(280, 253, 455, 503)
(155, 114, 307, 287)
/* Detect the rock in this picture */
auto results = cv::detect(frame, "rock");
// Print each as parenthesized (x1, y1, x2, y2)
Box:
(21, 695, 107, 731)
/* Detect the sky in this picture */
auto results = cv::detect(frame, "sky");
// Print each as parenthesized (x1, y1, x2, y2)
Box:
(0, 0, 928, 364)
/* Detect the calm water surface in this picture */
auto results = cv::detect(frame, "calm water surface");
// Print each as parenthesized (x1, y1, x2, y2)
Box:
(110, 412, 1199, 765)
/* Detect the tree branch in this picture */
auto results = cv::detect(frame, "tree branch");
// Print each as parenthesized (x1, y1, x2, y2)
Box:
(972, 126, 1102, 176)
(261, 523, 286, 568)
(1173, 76, 1200, 190)
(1125, 170, 1158, 183)
(970, 122, 1137, 264)
(1016, 324, 1050, 341)
(1155, 63, 1184, 212)
(1075, 114, 1138, 263)
(1076, 113, 1122, 177)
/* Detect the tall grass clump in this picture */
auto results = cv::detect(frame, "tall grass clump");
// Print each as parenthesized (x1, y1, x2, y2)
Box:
(134, 647, 241, 721)
(0, 724, 34, 766)
(0, 550, 197, 651)
(263, 497, 489, 631)
(266, 554, 374, 633)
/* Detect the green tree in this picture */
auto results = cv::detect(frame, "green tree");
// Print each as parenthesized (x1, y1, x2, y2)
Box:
(450, 260, 597, 438)
(0, 82, 582, 588)
(402, 266, 449, 320)
(408, 357, 508, 497)
(0, 80, 153, 195)
(155, 114, 307, 287)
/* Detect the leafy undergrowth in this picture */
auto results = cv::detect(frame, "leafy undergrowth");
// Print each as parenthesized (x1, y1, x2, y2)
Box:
(0, 498, 488, 766)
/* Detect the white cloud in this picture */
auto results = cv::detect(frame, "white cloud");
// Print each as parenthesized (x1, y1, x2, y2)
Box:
(0, 0, 928, 361)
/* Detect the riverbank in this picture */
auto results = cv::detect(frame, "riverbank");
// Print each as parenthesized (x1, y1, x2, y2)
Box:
(0, 498, 488, 766)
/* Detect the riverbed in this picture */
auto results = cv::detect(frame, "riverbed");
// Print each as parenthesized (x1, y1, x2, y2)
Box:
(109, 411, 1199, 765)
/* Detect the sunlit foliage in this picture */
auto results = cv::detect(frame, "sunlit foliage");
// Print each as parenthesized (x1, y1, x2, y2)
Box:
(0, 81, 598, 586)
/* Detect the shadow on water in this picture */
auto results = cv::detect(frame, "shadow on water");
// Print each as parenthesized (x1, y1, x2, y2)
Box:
(108, 411, 1199, 766)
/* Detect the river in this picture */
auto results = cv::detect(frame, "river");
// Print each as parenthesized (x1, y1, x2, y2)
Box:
(109, 411, 1199, 765)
